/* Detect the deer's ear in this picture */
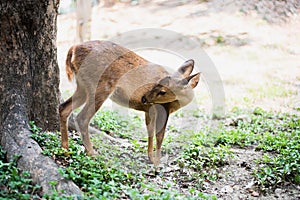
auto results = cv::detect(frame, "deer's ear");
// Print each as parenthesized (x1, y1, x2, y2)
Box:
(189, 73, 200, 88)
(177, 59, 194, 78)
(158, 76, 171, 86)
(180, 73, 200, 88)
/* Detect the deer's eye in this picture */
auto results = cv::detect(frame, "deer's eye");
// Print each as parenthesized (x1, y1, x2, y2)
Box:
(158, 90, 166, 96)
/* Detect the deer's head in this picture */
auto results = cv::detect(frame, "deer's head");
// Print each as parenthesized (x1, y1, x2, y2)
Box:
(141, 59, 200, 105)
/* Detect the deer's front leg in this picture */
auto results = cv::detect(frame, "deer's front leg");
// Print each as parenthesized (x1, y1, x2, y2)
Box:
(154, 129, 166, 167)
(146, 105, 169, 167)
(145, 111, 155, 164)
(154, 105, 169, 167)
(148, 136, 154, 163)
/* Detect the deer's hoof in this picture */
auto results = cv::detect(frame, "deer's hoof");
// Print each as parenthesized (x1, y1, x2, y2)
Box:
(86, 149, 99, 156)
(61, 143, 69, 150)
(63, 151, 70, 157)
(61, 145, 69, 157)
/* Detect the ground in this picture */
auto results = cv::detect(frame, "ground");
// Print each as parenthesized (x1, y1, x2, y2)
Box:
(56, 0, 300, 199)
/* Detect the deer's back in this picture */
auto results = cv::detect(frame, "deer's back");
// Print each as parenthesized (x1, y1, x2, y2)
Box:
(72, 40, 169, 111)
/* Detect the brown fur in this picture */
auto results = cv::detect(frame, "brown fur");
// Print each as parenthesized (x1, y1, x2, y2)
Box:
(65, 46, 75, 81)
(59, 40, 200, 167)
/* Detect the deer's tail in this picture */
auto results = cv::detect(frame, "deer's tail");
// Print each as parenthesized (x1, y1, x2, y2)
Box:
(65, 46, 78, 81)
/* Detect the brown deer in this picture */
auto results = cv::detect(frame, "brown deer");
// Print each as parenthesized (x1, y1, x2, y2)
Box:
(59, 40, 200, 167)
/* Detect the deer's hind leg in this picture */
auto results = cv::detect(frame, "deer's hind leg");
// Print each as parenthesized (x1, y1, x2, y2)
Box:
(59, 86, 87, 150)
(75, 83, 115, 156)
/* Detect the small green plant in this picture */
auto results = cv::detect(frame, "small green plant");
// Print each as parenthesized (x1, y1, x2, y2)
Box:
(91, 110, 124, 133)
(254, 144, 300, 190)
(123, 182, 216, 200)
(31, 128, 140, 198)
(29, 120, 218, 199)
(179, 144, 233, 180)
(27, 107, 300, 197)
(214, 108, 300, 190)
(91, 110, 142, 139)
(178, 129, 233, 183)
(215, 35, 225, 44)
(254, 125, 300, 190)
(0, 147, 42, 199)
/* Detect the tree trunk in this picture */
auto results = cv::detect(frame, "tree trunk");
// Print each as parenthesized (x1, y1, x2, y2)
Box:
(0, 1, 82, 196)
(0, 1, 59, 131)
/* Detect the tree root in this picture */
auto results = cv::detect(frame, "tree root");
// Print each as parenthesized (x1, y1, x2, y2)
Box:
(1, 118, 82, 196)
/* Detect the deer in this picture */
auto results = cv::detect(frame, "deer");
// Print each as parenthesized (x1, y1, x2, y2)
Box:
(59, 40, 200, 169)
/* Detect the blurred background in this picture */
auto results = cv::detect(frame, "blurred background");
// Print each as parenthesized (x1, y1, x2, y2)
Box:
(57, 0, 300, 115)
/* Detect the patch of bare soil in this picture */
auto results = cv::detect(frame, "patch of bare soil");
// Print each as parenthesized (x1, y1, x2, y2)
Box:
(203, 147, 300, 200)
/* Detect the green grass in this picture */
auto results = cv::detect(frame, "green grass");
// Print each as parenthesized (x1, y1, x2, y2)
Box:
(29, 120, 212, 199)
(30, 125, 139, 199)
(1, 107, 298, 199)
(173, 107, 299, 191)
(177, 143, 233, 183)
(0, 147, 42, 199)
(214, 107, 300, 190)
(247, 83, 293, 99)
(90, 109, 143, 139)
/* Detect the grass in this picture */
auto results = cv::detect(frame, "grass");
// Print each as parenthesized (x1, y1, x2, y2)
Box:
(0, 147, 42, 199)
(30, 126, 140, 199)
(215, 107, 300, 190)
(90, 109, 143, 139)
(177, 143, 233, 182)
(1, 107, 299, 199)
(247, 83, 293, 99)
(29, 118, 212, 199)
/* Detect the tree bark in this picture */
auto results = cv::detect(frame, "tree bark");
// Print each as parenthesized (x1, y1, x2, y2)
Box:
(0, 1, 82, 196)
(0, 0, 59, 131)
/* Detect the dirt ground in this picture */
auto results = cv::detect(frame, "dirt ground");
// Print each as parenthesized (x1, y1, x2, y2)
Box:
(57, 0, 300, 199)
